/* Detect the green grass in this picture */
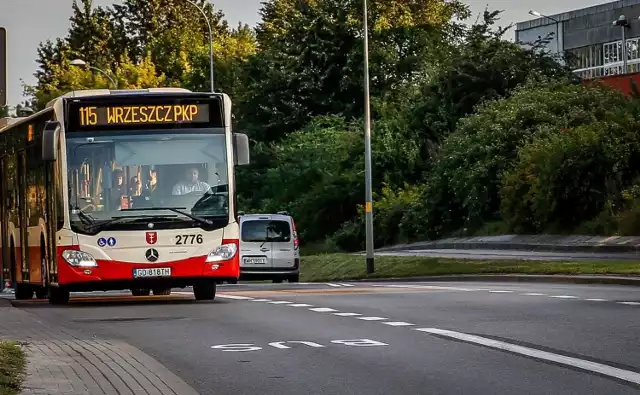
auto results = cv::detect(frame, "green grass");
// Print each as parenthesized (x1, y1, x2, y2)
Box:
(299, 254, 640, 282)
(0, 341, 26, 395)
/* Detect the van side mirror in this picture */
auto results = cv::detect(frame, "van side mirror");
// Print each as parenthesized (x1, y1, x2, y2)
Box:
(233, 133, 250, 166)
(42, 121, 61, 162)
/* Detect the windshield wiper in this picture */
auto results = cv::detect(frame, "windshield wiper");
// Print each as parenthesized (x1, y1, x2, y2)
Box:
(84, 214, 179, 233)
(120, 207, 214, 226)
(72, 206, 96, 225)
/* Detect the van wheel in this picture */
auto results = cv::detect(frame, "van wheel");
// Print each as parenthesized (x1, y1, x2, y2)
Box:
(15, 283, 33, 300)
(288, 274, 299, 283)
(152, 288, 172, 296)
(193, 281, 216, 300)
(35, 287, 48, 299)
(49, 287, 70, 305)
(131, 289, 151, 296)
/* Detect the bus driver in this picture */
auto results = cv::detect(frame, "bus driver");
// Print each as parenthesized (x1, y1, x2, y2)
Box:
(172, 167, 211, 195)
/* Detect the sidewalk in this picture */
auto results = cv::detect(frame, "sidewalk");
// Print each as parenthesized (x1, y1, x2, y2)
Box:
(376, 234, 640, 254)
(0, 298, 198, 395)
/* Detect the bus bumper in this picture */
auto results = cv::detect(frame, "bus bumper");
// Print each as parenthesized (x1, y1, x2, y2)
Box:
(56, 249, 239, 291)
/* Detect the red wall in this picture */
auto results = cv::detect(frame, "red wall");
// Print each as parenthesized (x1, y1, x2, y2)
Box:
(584, 72, 640, 96)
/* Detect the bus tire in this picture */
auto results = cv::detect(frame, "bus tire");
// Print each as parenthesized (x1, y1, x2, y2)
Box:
(35, 287, 48, 299)
(152, 288, 172, 296)
(15, 283, 33, 300)
(193, 281, 216, 300)
(49, 287, 69, 305)
(131, 288, 151, 296)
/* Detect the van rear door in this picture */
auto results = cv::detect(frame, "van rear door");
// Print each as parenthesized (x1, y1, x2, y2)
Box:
(240, 218, 273, 269)
(268, 219, 296, 269)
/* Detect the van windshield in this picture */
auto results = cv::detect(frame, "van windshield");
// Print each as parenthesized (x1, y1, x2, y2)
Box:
(242, 220, 291, 242)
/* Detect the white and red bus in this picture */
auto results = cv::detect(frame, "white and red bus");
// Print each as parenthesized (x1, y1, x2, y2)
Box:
(0, 88, 250, 304)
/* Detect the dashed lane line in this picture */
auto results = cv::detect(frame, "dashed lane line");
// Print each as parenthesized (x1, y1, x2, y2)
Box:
(548, 295, 579, 299)
(356, 317, 387, 321)
(383, 322, 414, 327)
(309, 307, 338, 312)
(333, 313, 362, 317)
(415, 328, 640, 386)
(287, 303, 313, 307)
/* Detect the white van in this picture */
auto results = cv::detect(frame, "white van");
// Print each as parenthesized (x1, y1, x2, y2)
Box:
(238, 212, 300, 283)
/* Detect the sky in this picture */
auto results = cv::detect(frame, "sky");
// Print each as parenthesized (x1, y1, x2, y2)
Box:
(0, 0, 611, 107)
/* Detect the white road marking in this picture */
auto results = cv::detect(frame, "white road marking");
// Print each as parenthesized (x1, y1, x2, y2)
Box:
(375, 284, 476, 292)
(618, 302, 640, 306)
(549, 295, 579, 299)
(415, 328, 640, 385)
(333, 313, 362, 317)
(488, 290, 513, 293)
(288, 303, 313, 307)
(383, 322, 414, 327)
(250, 299, 272, 302)
(522, 293, 546, 296)
(586, 298, 608, 302)
(337, 283, 355, 287)
(326, 283, 342, 287)
(309, 307, 338, 312)
(268, 301, 293, 304)
(216, 295, 254, 300)
(356, 317, 387, 321)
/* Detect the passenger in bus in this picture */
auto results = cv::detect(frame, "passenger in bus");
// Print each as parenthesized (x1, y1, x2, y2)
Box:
(110, 169, 125, 208)
(172, 167, 211, 195)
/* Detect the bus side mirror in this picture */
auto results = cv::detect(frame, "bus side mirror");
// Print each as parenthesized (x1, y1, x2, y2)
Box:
(233, 133, 250, 166)
(42, 121, 61, 162)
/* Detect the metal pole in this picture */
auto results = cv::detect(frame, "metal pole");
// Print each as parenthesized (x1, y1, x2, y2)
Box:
(555, 22, 559, 54)
(89, 66, 117, 89)
(363, 0, 374, 274)
(185, 0, 214, 92)
(622, 26, 628, 73)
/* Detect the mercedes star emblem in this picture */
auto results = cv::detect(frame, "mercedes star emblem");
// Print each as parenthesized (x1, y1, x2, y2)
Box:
(145, 248, 159, 262)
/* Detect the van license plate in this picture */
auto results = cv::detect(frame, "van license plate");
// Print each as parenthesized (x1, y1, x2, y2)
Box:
(133, 268, 171, 278)
(244, 257, 267, 264)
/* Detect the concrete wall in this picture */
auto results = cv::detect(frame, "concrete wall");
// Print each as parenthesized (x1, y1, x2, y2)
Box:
(516, 0, 640, 52)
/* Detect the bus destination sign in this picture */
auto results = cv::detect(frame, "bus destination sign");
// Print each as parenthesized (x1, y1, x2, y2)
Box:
(76, 103, 211, 128)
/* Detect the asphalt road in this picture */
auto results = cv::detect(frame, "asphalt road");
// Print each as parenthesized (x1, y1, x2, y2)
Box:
(376, 248, 640, 261)
(10, 281, 640, 394)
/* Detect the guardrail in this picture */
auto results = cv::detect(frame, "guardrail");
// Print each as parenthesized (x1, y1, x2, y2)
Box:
(573, 58, 640, 79)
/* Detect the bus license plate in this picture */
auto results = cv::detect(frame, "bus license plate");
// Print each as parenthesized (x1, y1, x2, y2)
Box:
(133, 268, 171, 278)
(244, 257, 267, 265)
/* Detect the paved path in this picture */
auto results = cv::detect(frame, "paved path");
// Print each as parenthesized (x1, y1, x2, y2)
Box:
(375, 248, 640, 261)
(0, 299, 198, 395)
(6, 281, 640, 394)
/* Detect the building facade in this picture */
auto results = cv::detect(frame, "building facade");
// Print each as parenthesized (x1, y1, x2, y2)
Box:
(516, 0, 640, 80)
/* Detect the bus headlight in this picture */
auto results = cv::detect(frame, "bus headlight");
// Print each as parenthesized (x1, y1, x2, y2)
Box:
(206, 243, 237, 262)
(62, 250, 98, 267)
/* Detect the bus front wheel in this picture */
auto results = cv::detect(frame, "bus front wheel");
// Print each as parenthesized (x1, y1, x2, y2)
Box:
(49, 287, 70, 305)
(193, 281, 216, 300)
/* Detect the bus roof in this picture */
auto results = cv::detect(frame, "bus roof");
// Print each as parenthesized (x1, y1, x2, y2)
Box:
(45, 87, 194, 108)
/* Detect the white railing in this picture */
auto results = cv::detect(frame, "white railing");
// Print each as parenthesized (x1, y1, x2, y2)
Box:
(573, 58, 640, 79)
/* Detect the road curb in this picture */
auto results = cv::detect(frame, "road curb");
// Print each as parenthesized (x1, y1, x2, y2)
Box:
(329, 274, 640, 286)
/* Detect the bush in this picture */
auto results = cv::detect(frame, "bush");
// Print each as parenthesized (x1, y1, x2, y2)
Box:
(500, 123, 633, 233)
(406, 79, 633, 239)
(330, 183, 426, 251)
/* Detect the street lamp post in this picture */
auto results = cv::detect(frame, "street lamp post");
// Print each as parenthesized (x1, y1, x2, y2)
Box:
(529, 10, 561, 54)
(184, 0, 214, 92)
(613, 15, 631, 73)
(363, 0, 374, 274)
(70, 59, 118, 89)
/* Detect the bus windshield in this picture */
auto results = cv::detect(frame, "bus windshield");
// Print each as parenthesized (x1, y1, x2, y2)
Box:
(66, 130, 229, 234)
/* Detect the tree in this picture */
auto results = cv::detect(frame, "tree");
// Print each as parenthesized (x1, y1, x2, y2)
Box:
(239, 0, 470, 142)
(25, 0, 256, 108)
